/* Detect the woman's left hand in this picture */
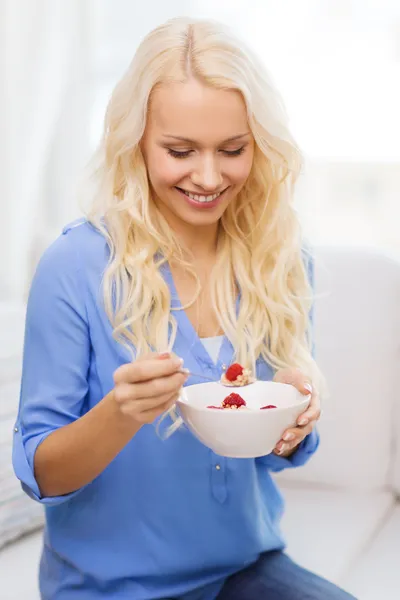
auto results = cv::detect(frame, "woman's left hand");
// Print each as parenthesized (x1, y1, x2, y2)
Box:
(272, 368, 321, 457)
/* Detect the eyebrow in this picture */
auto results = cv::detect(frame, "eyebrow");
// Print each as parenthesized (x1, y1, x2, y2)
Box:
(161, 133, 251, 143)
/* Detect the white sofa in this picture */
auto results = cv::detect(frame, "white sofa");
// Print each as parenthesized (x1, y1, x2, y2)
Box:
(1, 246, 399, 600)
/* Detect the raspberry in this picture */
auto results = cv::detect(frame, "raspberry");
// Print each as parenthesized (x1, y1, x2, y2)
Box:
(207, 405, 224, 409)
(260, 404, 277, 410)
(225, 363, 244, 382)
(222, 392, 246, 409)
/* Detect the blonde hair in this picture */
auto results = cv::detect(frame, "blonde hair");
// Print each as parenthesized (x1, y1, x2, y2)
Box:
(87, 16, 321, 388)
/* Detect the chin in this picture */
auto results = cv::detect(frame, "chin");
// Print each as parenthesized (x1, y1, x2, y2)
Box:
(178, 209, 225, 227)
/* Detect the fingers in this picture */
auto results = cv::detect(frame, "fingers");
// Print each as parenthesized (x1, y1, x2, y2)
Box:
(297, 389, 321, 426)
(112, 352, 190, 425)
(273, 367, 320, 427)
(297, 405, 321, 426)
(114, 371, 187, 405)
(274, 422, 314, 455)
(278, 393, 319, 448)
(114, 353, 184, 385)
(129, 392, 180, 424)
(274, 425, 313, 454)
(273, 367, 312, 396)
(271, 367, 321, 456)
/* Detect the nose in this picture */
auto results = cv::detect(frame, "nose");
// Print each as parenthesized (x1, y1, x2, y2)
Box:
(190, 154, 223, 191)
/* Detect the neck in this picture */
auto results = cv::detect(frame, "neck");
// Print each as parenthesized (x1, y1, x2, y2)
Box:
(181, 225, 219, 260)
(156, 206, 219, 260)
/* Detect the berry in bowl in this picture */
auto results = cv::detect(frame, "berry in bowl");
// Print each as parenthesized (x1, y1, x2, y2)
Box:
(177, 381, 310, 458)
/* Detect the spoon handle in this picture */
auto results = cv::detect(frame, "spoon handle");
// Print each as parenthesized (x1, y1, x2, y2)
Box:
(179, 370, 217, 383)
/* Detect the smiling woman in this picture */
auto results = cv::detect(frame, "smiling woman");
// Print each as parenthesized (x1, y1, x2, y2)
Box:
(88, 18, 312, 371)
(141, 81, 254, 232)
(12, 15, 354, 600)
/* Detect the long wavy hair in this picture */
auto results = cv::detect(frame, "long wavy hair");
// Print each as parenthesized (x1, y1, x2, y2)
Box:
(87, 16, 321, 387)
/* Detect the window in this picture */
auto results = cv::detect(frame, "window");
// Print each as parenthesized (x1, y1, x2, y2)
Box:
(88, 0, 400, 250)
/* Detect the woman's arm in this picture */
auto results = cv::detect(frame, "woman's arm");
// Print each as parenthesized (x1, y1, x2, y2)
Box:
(12, 227, 185, 502)
(34, 353, 187, 497)
(33, 390, 138, 497)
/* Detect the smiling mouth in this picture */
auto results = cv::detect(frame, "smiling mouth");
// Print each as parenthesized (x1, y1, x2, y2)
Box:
(175, 187, 227, 203)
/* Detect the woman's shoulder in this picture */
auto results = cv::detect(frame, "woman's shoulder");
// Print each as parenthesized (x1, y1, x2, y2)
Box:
(44, 218, 109, 267)
(41, 218, 109, 274)
(61, 217, 108, 252)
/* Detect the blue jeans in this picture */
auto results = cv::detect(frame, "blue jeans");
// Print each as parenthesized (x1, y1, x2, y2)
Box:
(215, 551, 357, 600)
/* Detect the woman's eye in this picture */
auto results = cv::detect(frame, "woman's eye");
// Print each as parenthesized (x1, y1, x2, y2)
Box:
(167, 146, 245, 159)
(167, 149, 192, 159)
(222, 147, 245, 157)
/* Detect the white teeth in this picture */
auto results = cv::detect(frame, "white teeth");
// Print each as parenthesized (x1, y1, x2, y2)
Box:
(184, 190, 222, 202)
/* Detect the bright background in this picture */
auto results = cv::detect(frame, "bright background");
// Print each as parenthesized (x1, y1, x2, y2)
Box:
(1, 3, 400, 598)
(1, 0, 400, 303)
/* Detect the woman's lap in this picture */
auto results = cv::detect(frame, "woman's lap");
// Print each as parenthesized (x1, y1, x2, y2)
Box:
(215, 551, 357, 600)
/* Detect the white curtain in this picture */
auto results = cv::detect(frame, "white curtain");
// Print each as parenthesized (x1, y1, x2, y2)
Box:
(0, 0, 90, 302)
(0, 0, 91, 547)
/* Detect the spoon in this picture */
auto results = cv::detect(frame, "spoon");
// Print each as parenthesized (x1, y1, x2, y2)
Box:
(179, 369, 255, 387)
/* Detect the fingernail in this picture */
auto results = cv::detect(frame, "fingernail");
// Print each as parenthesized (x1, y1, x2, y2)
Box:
(304, 383, 313, 394)
(173, 357, 184, 367)
(283, 432, 295, 442)
(180, 367, 190, 375)
(278, 444, 288, 454)
(298, 417, 308, 426)
(159, 352, 170, 359)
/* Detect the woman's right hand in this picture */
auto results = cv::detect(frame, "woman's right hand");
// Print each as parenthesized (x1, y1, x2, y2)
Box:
(112, 353, 189, 424)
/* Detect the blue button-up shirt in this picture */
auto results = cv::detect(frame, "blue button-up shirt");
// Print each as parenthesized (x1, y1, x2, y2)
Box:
(12, 220, 319, 600)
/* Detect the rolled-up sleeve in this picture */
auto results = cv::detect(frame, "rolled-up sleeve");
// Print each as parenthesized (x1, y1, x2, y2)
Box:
(258, 428, 319, 472)
(12, 230, 90, 504)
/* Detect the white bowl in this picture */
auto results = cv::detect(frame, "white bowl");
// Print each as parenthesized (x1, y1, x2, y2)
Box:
(177, 381, 310, 458)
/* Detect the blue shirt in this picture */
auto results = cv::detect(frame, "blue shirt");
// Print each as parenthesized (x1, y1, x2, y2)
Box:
(12, 219, 319, 600)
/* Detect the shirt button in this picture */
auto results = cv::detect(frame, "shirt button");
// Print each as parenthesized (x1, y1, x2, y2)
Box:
(14, 427, 18, 432)
(215, 464, 221, 471)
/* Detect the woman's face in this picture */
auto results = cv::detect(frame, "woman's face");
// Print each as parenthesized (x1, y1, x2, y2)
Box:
(141, 78, 254, 231)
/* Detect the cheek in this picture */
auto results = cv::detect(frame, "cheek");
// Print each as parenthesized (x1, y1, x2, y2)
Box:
(148, 150, 188, 188)
(227, 155, 254, 186)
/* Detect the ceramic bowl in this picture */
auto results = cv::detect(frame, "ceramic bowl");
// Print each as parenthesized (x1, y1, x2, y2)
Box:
(177, 381, 310, 458)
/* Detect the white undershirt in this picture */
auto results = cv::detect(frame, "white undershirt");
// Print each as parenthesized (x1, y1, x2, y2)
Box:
(200, 335, 224, 364)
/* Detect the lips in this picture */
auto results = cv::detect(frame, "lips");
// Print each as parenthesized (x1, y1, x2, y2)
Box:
(175, 187, 227, 203)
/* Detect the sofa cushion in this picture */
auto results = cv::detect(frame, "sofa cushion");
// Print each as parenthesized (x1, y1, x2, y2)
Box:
(0, 528, 42, 600)
(279, 482, 393, 585)
(341, 504, 400, 600)
(278, 248, 400, 490)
